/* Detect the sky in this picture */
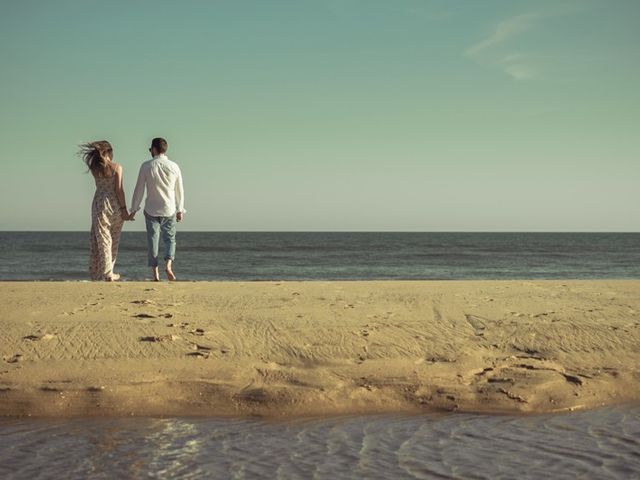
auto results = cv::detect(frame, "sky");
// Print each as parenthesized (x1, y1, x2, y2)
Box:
(0, 0, 638, 231)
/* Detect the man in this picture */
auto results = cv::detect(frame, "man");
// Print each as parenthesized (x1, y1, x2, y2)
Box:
(131, 137, 186, 281)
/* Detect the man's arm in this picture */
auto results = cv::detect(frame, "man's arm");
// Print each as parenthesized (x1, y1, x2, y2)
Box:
(175, 166, 186, 221)
(130, 164, 146, 218)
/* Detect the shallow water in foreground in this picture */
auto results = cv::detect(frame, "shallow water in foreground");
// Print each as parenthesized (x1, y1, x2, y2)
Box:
(1, 407, 639, 479)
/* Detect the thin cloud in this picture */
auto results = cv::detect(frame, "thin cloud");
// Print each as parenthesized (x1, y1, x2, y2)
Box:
(504, 64, 534, 80)
(466, 13, 540, 80)
(499, 54, 535, 80)
(466, 14, 538, 57)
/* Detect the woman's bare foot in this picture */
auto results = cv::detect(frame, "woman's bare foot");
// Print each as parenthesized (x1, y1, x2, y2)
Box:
(151, 267, 160, 282)
(165, 260, 177, 281)
(105, 273, 120, 282)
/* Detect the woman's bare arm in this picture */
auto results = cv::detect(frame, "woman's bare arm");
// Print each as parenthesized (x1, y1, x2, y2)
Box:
(113, 164, 130, 219)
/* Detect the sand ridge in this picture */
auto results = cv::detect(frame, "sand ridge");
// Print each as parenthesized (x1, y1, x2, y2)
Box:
(1, 280, 639, 417)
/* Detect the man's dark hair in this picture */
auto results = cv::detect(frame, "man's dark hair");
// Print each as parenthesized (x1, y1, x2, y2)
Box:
(151, 137, 168, 153)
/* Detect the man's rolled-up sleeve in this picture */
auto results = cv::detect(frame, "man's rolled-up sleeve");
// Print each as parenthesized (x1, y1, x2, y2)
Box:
(175, 166, 186, 214)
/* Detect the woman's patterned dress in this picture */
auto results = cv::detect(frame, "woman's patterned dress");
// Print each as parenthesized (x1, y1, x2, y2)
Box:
(89, 174, 124, 280)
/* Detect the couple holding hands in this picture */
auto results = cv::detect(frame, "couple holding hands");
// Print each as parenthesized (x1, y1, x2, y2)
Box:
(80, 137, 186, 282)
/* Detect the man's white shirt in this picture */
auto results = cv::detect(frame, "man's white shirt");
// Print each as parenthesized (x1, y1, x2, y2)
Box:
(131, 154, 186, 217)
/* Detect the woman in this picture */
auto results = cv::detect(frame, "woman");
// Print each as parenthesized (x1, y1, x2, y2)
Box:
(79, 140, 132, 281)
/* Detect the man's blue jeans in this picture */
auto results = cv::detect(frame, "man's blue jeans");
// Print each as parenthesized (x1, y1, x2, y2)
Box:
(144, 211, 177, 267)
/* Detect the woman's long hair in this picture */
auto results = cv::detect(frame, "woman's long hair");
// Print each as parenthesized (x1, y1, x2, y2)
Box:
(79, 140, 113, 177)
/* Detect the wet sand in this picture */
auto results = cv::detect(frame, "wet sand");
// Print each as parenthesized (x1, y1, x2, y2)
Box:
(1, 281, 639, 417)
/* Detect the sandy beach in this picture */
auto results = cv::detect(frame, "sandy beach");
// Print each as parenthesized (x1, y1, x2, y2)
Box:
(1, 280, 639, 418)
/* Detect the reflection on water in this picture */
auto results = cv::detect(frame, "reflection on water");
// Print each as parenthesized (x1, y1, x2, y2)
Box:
(1, 407, 639, 479)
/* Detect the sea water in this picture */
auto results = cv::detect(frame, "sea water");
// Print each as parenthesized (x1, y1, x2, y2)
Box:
(1, 232, 639, 281)
(1, 407, 639, 479)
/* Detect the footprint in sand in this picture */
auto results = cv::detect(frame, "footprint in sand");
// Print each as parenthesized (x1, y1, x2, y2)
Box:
(531, 311, 555, 318)
(23, 333, 56, 342)
(132, 299, 155, 305)
(192, 343, 212, 351)
(139, 334, 180, 342)
(186, 339, 215, 358)
(464, 314, 487, 336)
(189, 328, 205, 336)
(134, 311, 174, 319)
(187, 351, 210, 359)
(426, 354, 457, 363)
(3, 354, 23, 364)
(167, 322, 189, 329)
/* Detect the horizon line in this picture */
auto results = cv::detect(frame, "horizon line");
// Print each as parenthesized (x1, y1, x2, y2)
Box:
(1, 230, 639, 234)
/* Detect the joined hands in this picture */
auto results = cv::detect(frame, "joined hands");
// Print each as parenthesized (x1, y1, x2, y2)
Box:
(122, 211, 135, 221)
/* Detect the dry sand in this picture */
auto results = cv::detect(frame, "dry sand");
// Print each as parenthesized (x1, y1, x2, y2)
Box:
(1, 280, 639, 418)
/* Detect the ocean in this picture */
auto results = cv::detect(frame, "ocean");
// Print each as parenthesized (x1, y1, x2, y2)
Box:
(1, 232, 639, 281)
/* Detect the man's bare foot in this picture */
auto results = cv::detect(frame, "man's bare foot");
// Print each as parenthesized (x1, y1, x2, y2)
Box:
(152, 267, 160, 282)
(105, 273, 120, 281)
(165, 260, 177, 281)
